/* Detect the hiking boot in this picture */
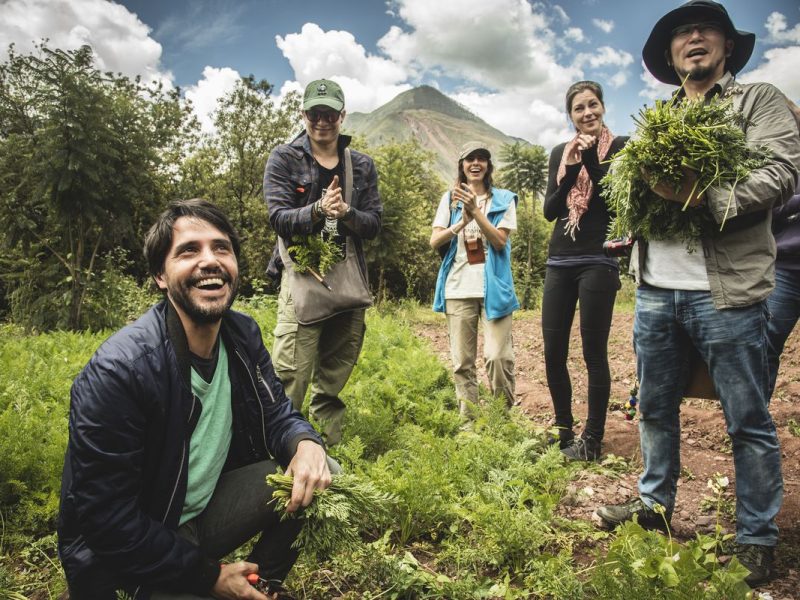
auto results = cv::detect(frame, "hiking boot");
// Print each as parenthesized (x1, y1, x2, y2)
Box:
(735, 543, 775, 587)
(595, 497, 670, 533)
(547, 427, 575, 449)
(561, 435, 601, 461)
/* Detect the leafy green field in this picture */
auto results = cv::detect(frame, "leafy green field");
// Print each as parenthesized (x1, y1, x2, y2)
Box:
(0, 300, 755, 599)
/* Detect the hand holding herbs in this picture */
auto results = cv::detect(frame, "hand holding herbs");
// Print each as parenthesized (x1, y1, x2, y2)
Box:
(267, 471, 396, 559)
(603, 94, 769, 246)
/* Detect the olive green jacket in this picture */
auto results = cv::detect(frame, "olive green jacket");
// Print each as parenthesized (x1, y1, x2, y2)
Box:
(633, 72, 800, 309)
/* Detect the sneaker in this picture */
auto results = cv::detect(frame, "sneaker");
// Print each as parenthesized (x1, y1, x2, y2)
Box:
(547, 427, 575, 449)
(595, 497, 670, 533)
(561, 435, 601, 461)
(735, 543, 775, 587)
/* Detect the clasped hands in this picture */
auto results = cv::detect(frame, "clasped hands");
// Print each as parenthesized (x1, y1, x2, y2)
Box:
(642, 166, 704, 208)
(451, 183, 479, 226)
(320, 175, 349, 219)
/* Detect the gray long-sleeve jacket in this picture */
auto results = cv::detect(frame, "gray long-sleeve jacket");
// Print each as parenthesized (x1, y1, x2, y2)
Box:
(633, 72, 800, 309)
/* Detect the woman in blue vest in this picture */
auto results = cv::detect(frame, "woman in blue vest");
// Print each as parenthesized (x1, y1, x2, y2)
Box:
(431, 141, 520, 416)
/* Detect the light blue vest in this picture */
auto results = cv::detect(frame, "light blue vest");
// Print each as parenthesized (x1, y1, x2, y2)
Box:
(433, 187, 520, 320)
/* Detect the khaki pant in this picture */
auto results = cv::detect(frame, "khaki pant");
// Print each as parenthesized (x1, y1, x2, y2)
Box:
(445, 297, 515, 413)
(272, 272, 366, 445)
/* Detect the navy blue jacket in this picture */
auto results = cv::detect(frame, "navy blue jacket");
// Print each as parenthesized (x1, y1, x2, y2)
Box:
(57, 301, 323, 598)
(263, 131, 382, 280)
(773, 179, 800, 271)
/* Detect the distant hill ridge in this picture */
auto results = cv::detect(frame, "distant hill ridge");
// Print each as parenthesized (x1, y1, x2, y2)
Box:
(344, 85, 524, 182)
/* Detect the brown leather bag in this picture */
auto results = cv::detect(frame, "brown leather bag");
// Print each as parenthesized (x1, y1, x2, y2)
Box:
(464, 237, 485, 265)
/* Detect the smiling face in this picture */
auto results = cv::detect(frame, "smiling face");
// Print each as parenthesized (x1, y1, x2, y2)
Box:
(569, 90, 605, 136)
(155, 216, 239, 325)
(460, 152, 491, 189)
(669, 20, 733, 86)
(303, 107, 345, 147)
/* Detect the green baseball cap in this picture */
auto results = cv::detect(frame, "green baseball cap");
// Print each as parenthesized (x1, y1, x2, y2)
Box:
(303, 79, 345, 111)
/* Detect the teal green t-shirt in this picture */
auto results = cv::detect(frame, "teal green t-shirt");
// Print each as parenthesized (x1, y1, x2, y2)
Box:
(180, 340, 233, 525)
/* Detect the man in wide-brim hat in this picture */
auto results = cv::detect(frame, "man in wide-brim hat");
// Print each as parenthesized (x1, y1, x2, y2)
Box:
(595, 0, 800, 588)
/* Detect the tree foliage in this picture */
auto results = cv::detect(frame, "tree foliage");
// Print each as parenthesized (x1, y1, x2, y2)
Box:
(363, 138, 445, 302)
(496, 142, 551, 309)
(0, 43, 193, 329)
(179, 76, 302, 293)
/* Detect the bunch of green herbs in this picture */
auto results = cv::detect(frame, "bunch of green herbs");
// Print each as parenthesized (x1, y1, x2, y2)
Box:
(287, 233, 343, 276)
(603, 93, 769, 246)
(267, 471, 396, 560)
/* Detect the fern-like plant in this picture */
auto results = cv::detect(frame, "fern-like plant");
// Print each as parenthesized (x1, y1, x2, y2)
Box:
(267, 471, 396, 560)
(603, 92, 768, 247)
(286, 234, 343, 276)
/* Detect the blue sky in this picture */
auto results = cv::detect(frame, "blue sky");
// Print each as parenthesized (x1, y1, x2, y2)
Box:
(1, 0, 798, 149)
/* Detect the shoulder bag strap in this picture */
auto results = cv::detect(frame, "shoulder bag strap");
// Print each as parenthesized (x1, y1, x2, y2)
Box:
(344, 148, 353, 206)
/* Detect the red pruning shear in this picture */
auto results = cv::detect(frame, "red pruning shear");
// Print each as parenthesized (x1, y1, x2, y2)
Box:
(246, 573, 286, 596)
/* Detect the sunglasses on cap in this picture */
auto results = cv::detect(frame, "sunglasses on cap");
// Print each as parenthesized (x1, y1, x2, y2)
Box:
(304, 109, 342, 124)
(671, 21, 725, 39)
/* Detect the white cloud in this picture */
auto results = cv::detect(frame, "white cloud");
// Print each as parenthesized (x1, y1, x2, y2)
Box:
(377, 0, 557, 90)
(552, 5, 570, 24)
(609, 71, 628, 88)
(592, 18, 614, 34)
(275, 23, 411, 113)
(565, 27, 585, 43)
(272, 1, 643, 147)
(574, 46, 633, 70)
(453, 90, 571, 151)
(184, 66, 242, 134)
(638, 63, 675, 101)
(0, 0, 171, 87)
(740, 45, 800, 100)
(764, 12, 800, 44)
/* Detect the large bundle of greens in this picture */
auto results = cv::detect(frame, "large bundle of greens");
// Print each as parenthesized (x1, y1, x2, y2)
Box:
(267, 472, 396, 559)
(602, 94, 769, 246)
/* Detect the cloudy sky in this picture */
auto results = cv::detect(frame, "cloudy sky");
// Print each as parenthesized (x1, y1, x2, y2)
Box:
(1, 0, 798, 149)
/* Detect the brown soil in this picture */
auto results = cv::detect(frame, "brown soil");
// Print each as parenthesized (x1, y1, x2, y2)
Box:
(415, 309, 800, 598)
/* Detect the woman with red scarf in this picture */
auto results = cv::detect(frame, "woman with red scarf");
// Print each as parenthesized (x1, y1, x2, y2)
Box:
(542, 81, 628, 461)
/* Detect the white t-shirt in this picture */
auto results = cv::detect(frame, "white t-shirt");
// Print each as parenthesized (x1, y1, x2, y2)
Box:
(642, 239, 710, 290)
(432, 191, 517, 299)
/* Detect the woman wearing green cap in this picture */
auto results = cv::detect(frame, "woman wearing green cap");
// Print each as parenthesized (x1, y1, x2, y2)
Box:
(431, 142, 520, 416)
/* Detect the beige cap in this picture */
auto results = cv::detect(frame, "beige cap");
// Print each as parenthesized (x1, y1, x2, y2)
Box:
(459, 141, 491, 160)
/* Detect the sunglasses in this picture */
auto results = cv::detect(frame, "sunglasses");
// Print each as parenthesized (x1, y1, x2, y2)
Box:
(671, 21, 725, 39)
(304, 109, 341, 124)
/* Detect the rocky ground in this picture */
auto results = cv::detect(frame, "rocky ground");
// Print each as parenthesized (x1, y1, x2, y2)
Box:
(415, 309, 800, 599)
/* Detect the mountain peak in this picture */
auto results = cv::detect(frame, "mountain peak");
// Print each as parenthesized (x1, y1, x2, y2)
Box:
(344, 85, 523, 182)
(375, 85, 481, 123)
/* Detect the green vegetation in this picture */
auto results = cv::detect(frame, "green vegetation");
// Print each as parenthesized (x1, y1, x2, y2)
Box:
(603, 93, 768, 247)
(0, 43, 758, 600)
(0, 302, 755, 598)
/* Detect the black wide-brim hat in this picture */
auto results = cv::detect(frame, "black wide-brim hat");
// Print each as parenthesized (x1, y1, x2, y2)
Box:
(643, 0, 755, 85)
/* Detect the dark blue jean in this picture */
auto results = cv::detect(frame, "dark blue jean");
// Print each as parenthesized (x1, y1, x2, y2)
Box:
(633, 285, 783, 545)
(766, 267, 800, 398)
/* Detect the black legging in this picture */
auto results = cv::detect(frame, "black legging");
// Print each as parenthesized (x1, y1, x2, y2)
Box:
(541, 264, 620, 440)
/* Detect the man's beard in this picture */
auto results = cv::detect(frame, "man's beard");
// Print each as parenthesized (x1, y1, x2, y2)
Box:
(676, 60, 722, 83)
(169, 272, 238, 325)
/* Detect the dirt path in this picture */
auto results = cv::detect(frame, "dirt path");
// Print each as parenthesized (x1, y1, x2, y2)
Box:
(415, 309, 800, 598)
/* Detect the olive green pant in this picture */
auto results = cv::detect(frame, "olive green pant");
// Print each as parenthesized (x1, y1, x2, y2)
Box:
(272, 272, 366, 445)
(445, 297, 515, 413)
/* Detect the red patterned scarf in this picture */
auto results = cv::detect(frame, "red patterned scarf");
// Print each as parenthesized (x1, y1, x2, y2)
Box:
(556, 126, 613, 240)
